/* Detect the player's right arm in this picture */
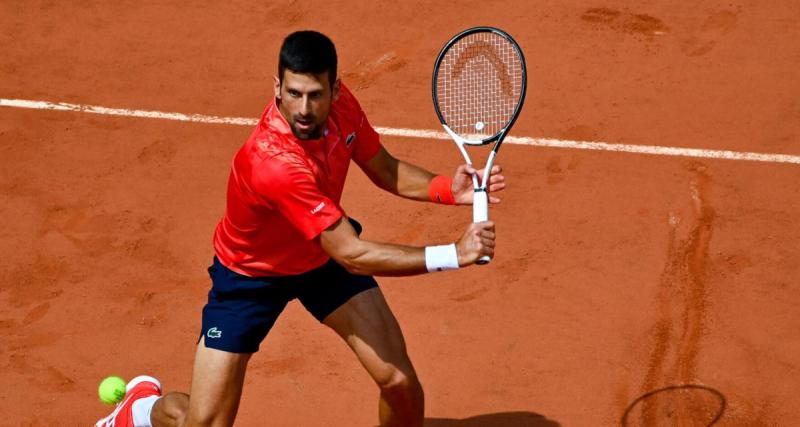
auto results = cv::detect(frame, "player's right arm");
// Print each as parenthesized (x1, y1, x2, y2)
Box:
(320, 218, 495, 277)
(253, 156, 495, 276)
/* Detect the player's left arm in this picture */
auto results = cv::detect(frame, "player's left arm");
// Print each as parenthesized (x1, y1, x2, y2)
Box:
(359, 145, 506, 204)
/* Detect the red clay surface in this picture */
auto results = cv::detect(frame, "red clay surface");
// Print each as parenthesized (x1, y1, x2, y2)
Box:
(1, 1, 799, 426)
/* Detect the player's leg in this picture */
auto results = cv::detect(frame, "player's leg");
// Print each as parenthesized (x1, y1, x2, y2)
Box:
(151, 257, 289, 427)
(110, 341, 250, 427)
(150, 338, 252, 427)
(296, 218, 424, 426)
(322, 287, 424, 427)
(96, 257, 289, 427)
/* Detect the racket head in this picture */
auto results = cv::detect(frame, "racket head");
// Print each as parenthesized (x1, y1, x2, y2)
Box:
(432, 27, 527, 146)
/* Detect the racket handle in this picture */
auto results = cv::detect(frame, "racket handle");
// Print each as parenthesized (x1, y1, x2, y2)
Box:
(473, 190, 491, 265)
(473, 189, 488, 222)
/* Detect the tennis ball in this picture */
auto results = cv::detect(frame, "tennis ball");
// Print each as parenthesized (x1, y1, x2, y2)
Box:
(98, 376, 127, 405)
(475, 121, 485, 131)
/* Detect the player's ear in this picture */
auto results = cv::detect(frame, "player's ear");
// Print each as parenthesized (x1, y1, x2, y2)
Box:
(332, 78, 340, 101)
(273, 75, 281, 100)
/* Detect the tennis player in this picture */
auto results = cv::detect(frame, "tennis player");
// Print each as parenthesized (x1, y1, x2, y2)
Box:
(96, 30, 505, 427)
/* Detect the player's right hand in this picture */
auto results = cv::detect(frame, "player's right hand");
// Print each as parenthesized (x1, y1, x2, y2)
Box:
(456, 221, 496, 266)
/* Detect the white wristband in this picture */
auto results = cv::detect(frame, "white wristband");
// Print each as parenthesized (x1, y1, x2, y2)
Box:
(425, 244, 460, 272)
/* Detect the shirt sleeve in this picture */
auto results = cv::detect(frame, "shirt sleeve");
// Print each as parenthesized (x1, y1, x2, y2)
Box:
(251, 156, 343, 240)
(338, 84, 381, 165)
(352, 112, 381, 165)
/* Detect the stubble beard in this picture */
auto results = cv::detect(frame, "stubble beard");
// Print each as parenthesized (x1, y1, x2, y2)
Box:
(290, 118, 323, 140)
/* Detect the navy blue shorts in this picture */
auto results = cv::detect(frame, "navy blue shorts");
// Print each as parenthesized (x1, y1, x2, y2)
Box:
(200, 219, 378, 353)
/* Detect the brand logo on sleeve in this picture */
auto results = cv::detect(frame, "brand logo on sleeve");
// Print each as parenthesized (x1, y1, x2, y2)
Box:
(311, 201, 326, 214)
(206, 327, 222, 339)
(345, 132, 356, 146)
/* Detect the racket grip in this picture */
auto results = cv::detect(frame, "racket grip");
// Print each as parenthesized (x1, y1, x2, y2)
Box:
(473, 190, 491, 265)
(473, 189, 488, 222)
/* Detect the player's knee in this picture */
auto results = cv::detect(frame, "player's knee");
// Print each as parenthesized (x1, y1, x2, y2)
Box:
(376, 368, 424, 401)
(152, 393, 189, 427)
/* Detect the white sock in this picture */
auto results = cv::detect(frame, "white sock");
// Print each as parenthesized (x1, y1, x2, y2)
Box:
(131, 396, 160, 427)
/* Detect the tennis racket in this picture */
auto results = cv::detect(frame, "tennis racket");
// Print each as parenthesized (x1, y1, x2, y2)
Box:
(432, 26, 527, 264)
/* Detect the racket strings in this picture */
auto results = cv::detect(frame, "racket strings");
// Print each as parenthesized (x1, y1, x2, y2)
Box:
(436, 31, 523, 140)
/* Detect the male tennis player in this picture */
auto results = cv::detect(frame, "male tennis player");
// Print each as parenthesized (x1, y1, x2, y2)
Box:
(96, 30, 504, 427)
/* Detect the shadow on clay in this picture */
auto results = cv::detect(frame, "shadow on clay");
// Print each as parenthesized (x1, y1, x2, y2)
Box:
(423, 411, 561, 426)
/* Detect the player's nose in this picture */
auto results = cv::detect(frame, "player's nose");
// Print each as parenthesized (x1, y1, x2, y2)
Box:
(299, 96, 311, 116)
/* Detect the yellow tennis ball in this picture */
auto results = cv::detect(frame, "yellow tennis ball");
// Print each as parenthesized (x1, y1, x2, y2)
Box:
(98, 376, 127, 405)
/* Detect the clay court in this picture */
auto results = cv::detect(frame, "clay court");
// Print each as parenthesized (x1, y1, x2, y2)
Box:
(1, 1, 799, 426)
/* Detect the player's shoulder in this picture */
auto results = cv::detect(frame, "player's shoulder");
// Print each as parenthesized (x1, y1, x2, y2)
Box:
(335, 82, 358, 104)
(332, 83, 365, 118)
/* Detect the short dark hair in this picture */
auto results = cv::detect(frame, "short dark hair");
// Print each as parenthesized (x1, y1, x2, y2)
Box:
(278, 31, 337, 86)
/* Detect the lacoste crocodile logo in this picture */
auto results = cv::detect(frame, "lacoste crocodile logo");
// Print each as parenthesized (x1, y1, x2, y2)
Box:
(207, 327, 222, 339)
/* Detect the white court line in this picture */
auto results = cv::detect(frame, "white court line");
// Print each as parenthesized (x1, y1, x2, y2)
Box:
(2, 97, 799, 165)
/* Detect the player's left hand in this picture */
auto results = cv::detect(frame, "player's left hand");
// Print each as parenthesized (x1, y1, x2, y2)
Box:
(452, 164, 506, 205)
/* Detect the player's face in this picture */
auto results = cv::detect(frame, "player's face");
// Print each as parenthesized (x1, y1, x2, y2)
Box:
(275, 70, 339, 140)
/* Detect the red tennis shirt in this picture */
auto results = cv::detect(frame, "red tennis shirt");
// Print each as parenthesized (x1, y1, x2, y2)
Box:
(213, 84, 381, 276)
